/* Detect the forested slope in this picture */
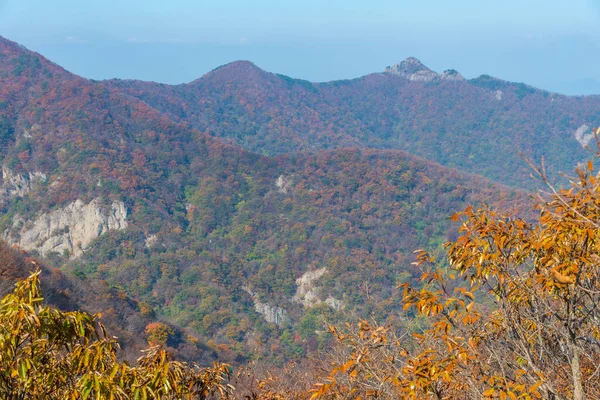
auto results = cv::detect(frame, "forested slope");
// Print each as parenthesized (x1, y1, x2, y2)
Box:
(0, 36, 531, 363)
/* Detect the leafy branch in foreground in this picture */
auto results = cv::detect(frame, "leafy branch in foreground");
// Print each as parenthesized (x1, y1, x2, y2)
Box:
(0, 268, 233, 399)
(311, 153, 600, 399)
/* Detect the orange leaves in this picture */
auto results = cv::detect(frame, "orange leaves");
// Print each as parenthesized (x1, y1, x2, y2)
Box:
(310, 153, 600, 399)
(144, 322, 174, 346)
(0, 272, 234, 399)
(402, 286, 445, 317)
(549, 267, 575, 285)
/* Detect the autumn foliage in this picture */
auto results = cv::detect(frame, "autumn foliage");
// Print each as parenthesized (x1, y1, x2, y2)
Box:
(308, 150, 600, 399)
(0, 270, 232, 399)
(145, 322, 175, 346)
(0, 36, 531, 363)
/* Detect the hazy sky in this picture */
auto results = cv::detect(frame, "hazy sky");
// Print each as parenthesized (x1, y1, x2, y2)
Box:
(1, 0, 600, 94)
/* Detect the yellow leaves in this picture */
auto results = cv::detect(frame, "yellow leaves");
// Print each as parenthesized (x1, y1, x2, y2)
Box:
(310, 381, 334, 399)
(0, 272, 233, 399)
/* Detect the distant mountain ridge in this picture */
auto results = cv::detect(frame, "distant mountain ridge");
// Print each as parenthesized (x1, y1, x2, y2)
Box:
(106, 55, 600, 189)
(384, 57, 465, 82)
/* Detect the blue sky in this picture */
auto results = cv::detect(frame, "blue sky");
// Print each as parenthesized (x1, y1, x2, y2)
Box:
(1, 0, 600, 94)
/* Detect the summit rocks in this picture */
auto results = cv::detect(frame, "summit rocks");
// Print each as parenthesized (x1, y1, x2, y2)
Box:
(384, 57, 464, 82)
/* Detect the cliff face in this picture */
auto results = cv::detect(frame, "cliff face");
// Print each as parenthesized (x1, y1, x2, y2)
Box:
(0, 167, 47, 203)
(4, 198, 128, 258)
(242, 287, 290, 326)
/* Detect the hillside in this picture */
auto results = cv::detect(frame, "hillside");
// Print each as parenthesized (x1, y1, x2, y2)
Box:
(107, 58, 600, 189)
(69, 146, 528, 362)
(0, 240, 216, 364)
(0, 35, 531, 363)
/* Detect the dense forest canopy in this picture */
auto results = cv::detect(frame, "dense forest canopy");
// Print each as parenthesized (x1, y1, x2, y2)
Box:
(4, 147, 600, 399)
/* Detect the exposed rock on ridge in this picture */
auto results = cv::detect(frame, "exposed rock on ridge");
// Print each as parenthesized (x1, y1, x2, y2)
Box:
(5, 198, 128, 258)
(292, 268, 344, 310)
(243, 286, 289, 326)
(385, 57, 438, 82)
(1, 167, 47, 202)
(575, 124, 595, 148)
(440, 69, 465, 81)
(385, 58, 464, 82)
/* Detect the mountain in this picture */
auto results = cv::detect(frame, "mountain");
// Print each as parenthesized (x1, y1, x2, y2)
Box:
(0, 36, 535, 363)
(107, 57, 600, 189)
(0, 36, 275, 361)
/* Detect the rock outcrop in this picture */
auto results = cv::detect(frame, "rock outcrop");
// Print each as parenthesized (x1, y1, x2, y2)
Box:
(385, 57, 438, 82)
(575, 124, 594, 148)
(385, 58, 464, 83)
(5, 198, 128, 258)
(440, 69, 465, 81)
(293, 268, 327, 307)
(145, 234, 158, 248)
(0, 167, 47, 202)
(253, 302, 289, 326)
(292, 268, 343, 310)
(243, 286, 289, 326)
(275, 175, 292, 194)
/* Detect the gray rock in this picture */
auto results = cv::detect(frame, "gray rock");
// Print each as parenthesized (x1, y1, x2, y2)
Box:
(5, 198, 128, 258)
(242, 286, 289, 326)
(0, 167, 47, 202)
(440, 69, 465, 81)
(385, 57, 439, 82)
(575, 124, 594, 148)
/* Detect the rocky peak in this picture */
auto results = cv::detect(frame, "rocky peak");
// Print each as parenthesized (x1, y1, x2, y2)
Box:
(385, 58, 465, 83)
(440, 69, 465, 82)
(385, 57, 438, 82)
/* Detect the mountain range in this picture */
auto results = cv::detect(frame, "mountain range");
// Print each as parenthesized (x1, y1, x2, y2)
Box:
(106, 56, 599, 189)
(0, 35, 593, 364)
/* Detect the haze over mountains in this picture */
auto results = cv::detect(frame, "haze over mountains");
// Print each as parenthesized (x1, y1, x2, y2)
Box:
(0, 34, 595, 363)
